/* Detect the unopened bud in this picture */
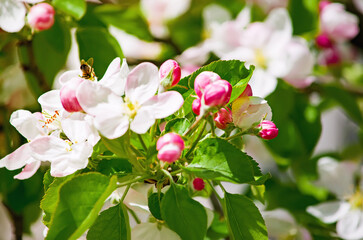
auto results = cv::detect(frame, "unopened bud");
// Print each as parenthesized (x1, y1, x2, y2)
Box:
(214, 108, 232, 129)
(319, 0, 330, 12)
(258, 120, 278, 140)
(194, 71, 221, 98)
(157, 133, 185, 163)
(193, 178, 205, 191)
(192, 98, 201, 115)
(203, 80, 232, 107)
(239, 84, 253, 97)
(60, 78, 84, 113)
(159, 59, 181, 88)
(27, 3, 55, 31)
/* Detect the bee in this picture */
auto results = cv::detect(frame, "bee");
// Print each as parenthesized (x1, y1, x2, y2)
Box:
(80, 58, 96, 80)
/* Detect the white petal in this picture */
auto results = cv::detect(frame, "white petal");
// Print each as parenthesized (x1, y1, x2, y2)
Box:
(0, 201, 14, 240)
(30, 136, 69, 162)
(99, 58, 128, 96)
(307, 201, 351, 224)
(77, 80, 124, 116)
(130, 108, 155, 134)
(248, 69, 278, 98)
(125, 62, 159, 105)
(143, 91, 184, 119)
(131, 223, 181, 240)
(14, 161, 41, 180)
(0, 143, 34, 170)
(10, 110, 45, 140)
(94, 110, 129, 139)
(38, 90, 64, 113)
(337, 210, 363, 240)
(315, 157, 356, 198)
(61, 118, 94, 144)
(59, 70, 81, 85)
(49, 142, 92, 177)
(0, 0, 26, 33)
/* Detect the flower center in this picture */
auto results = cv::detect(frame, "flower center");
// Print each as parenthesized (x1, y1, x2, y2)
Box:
(124, 97, 141, 119)
(349, 190, 363, 209)
(254, 49, 267, 68)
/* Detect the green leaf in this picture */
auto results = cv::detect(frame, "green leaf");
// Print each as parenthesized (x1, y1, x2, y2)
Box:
(164, 118, 191, 135)
(41, 174, 75, 227)
(288, 0, 318, 35)
(161, 184, 207, 240)
(52, 0, 86, 20)
(94, 4, 153, 41)
(101, 135, 131, 159)
(148, 193, 164, 220)
(33, 16, 71, 87)
(96, 158, 132, 176)
(186, 138, 255, 183)
(322, 84, 363, 124)
(46, 173, 118, 240)
(87, 203, 131, 240)
(76, 27, 123, 78)
(223, 193, 268, 240)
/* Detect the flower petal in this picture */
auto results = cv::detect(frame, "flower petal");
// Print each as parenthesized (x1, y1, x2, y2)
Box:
(125, 62, 159, 104)
(131, 223, 181, 240)
(14, 161, 41, 180)
(77, 80, 124, 116)
(248, 69, 278, 98)
(0, 0, 26, 33)
(307, 201, 351, 224)
(130, 108, 155, 134)
(93, 110, 130, 139)
(30, 136, 69, 162)
(61, 118, 96, 144)
(99, 57, 128, 96)
(143, 91, 184, 119)
(38, 90, 63, 113)
(10, 110, 44, 140)
(49, 142, 92, 177)
(0, 143, 34, 170)
(337, 210, 363, 240)
(59, 70, 80, 85)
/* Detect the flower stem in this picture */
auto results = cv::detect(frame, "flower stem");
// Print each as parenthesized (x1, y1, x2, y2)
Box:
(137, 134, 148, 152)
(130, 144, 146, 157)
(183, 115, 204, 137)
(225, 129, 251, 141)
(116, 175, 150, 188)
(126, 205, 141, 224)
(185, 120, 207, 160)
(120, 184, 131, 202)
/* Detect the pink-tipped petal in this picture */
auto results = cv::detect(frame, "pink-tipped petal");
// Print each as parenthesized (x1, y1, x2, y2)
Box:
(125, 62, 159, 104)
(157, 133, 184, 150)
(0, 144, 33, 170)
(258, 120, 278, 139)
(157, 144, 182, 163)
(203, 80, 232, 107)
(194, 71, 221, 98)
(159, 59, 181, 87)
(192, 98, 201, 115)
(14, 161, 41, 180)
(10, 110, 45, 140)
(60, 77, 84, 113)
(214, 108, 232, 129)
(27, 3, 55, 31)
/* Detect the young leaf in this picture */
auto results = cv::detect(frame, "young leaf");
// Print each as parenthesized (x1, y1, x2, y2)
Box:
(148, 192, 164, 220)
(87, 203, 131, 240)
(52, 0, 86, 20)
(161, 184, 207, 240)
(186, 138, 255, 183)
(46, 173, 117, 240)
(223, 193, 268, 240)
(164, 118, 191, 135)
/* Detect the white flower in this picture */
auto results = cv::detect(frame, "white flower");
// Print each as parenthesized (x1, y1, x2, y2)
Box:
(0, 0, 43, 33)
(307, 157, 363, 240)
(77, 62, 184, 139)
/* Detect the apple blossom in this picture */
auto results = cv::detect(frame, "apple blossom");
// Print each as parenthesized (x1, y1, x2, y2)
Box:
(60, 77, 84, 112)
(214, 108, 232, 129)
(203, 80, 232, 107)
(159, 59, 181, 89)
(157, 133, 185, 163)
(315, 33, 333, 49)
(192, 98, 201, 115)
(232, 96, 272, 130)
(193, 178, 205, 191)
(77, 62, 184, 139)
(257, 120, 278, 140)
(27, 3, 55, 31)
(320, 3, 359, 42)
(307, 157, 363, 240)
(194, 71, 222, 98)
(0, 0, 37, 32)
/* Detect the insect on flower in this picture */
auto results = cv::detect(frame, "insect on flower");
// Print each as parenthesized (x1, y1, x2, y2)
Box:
(80, 58, 97, 80)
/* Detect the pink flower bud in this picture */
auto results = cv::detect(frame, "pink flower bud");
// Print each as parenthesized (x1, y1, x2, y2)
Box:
(194, 71, 221, 98)
(157, 133, 185, 163)
(239, 84, 253, 97)
(318, 47, 341, 65)
(319, 0, 330, 13)
(60, 78, 84, 113)
(193, 178, 205, 191)
(214, 108, 232, 129)
(192, 98, 201, 115)
(203, 80, 232, 107)
(159, 59, 181, 88)
(27, 3, 55, 31)
(258, 120, 278, 140)
(315, 33, 333, 49)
